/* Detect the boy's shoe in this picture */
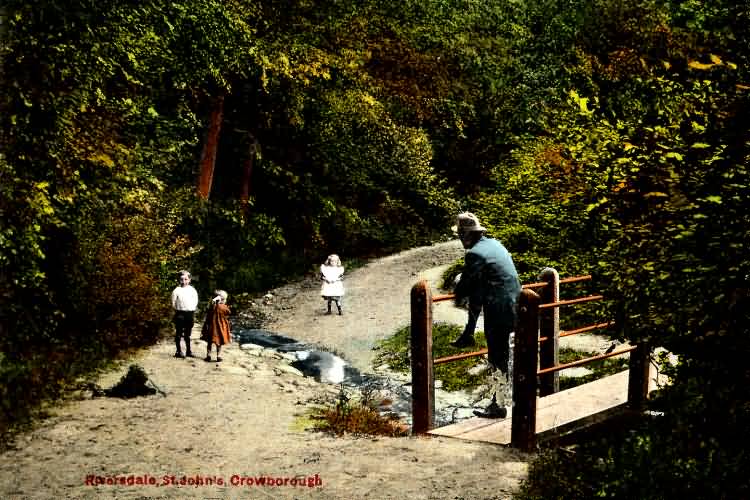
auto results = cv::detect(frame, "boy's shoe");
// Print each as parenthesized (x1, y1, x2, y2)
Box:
(204, 356, 212, 362)
(174, 352, 184, 358)
(185, 352, 194, 358)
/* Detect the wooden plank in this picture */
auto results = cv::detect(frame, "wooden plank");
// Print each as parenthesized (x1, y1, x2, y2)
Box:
(428, 370, 633, 445)
(428, 361, 668, 446)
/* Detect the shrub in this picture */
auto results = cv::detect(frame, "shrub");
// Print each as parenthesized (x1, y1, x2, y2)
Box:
(310, 384, 408, 437)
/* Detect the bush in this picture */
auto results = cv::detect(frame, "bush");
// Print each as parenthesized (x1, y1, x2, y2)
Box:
(517, 403, 750, 499)
(310, 384, 408, 437)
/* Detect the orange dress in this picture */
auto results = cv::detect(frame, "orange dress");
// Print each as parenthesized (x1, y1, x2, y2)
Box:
(201, 303, 231, 345)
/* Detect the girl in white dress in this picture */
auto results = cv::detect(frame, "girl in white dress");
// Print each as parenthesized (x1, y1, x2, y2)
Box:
(320, 254, 345, 315)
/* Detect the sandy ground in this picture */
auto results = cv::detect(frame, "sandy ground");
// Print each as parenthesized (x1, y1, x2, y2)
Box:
(0, 240, 534, 500)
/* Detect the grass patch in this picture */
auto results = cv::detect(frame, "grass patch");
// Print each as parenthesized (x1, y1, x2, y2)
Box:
(291, 413, 319, 433)
(558, 347, 629, 391)
(308, 384, 408, 437)
(374, 322, 489, 392)
(373, 325, 628, 394)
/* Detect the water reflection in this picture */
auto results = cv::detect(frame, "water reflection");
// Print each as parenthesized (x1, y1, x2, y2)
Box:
(234, 329, 362, 384)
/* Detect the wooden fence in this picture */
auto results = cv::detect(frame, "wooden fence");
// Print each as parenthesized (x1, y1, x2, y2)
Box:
(410, 269, 650, 451)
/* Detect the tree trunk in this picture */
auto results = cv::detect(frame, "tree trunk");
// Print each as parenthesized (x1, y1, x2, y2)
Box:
(197, 95, 225, 200)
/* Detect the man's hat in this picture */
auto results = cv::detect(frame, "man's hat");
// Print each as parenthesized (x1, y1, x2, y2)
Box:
(452, 212, 487, 234)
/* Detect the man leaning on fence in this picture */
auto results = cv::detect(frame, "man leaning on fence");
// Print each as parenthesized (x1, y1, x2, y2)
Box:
(451, 212, 522, 418)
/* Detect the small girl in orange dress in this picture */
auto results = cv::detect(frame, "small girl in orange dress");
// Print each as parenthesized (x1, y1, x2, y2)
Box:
(201, 289, 231, 362)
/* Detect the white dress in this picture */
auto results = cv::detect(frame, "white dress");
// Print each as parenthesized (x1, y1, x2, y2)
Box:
(320, 264, 345, 297)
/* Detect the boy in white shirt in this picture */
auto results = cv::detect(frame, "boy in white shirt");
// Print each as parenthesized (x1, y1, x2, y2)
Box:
(171, 270, 199, 358)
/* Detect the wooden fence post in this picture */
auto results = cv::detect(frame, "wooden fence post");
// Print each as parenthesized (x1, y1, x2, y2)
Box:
(411, 280, 434, 434)
(511, 288, 540, 451)
(538, 267, 560, 396)
(628, 343, 650, 409)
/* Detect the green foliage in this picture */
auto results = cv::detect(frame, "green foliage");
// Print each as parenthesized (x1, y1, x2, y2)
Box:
(496, 0, 750, 496)
(0, 0, 245, 428)
(303, 88, 458, 253)
(517, 407, 750, 499)
(1, 2, 748, 495)
(0, 0, 465, 431)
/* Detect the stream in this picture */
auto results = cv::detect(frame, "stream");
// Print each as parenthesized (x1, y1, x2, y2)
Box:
(234, 328, 493, 427)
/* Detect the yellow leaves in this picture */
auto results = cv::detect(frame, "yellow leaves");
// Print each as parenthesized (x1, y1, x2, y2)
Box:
(28, 181, 55, 216)
(262, 49, 332, 86)
(569, 89, 592, 114)
(688, 53, 737, 71)
(688, 60, 714, 70)
(623, 142, 636, 151)
(89, 153, 115, 168)
(295, 61, 331, 84)
(87, 140, 132, 170)
(277, 53, 291, 72)
(361, 94, 378, 107)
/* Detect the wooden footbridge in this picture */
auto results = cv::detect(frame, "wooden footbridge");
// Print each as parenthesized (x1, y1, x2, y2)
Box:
(409, 268, 663, 451)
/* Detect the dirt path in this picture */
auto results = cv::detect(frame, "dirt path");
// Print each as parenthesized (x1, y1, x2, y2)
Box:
(0, 240, 531, 500)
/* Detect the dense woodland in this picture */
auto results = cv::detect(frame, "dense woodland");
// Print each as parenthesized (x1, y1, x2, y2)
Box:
(1, 1, 749, 497)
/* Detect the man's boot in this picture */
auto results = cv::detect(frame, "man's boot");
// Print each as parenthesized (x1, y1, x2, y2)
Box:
(473, 394, 507, 419)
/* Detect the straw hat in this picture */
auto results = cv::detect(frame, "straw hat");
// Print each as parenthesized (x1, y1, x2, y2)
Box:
(452, 212, 487, 234)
